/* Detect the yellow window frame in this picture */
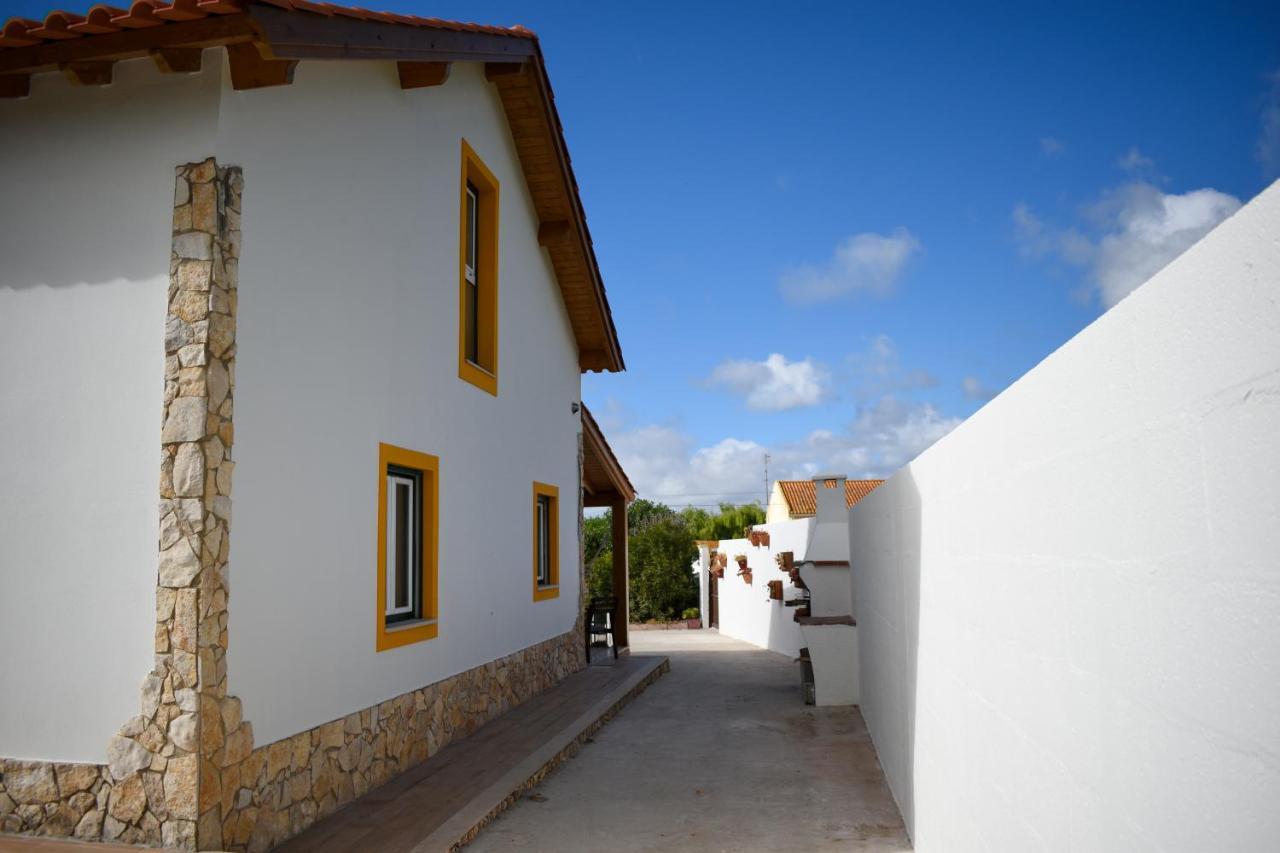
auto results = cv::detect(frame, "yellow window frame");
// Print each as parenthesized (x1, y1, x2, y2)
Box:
(458, 139, 500, 396)
(532, 481, 559, 601)
(376, 443, 439, 651)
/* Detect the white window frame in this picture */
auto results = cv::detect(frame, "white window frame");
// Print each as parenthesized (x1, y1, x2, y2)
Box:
(464, 183, 480, 366)
(536, 494, 552, 587)
(464, 183, 479, 286)
(385, 471, 418, 620)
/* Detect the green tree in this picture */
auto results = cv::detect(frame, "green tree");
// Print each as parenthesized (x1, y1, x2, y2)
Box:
(583, 513, 611, 566)
(587, 549, 613, 601)
(681, 502, 766, 540)
(628, 512, 698, 621)
(587, 499, 766, 621)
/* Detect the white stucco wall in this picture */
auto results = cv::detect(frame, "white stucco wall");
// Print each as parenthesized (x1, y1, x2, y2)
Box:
(215, 60, 584, 745)
(0, 56, 222, 761)
(849, 180, 1280, 850)
(705, 520, 809, 658)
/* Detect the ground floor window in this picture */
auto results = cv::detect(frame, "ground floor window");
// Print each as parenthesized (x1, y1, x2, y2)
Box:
(532, 481, 559, 601)
(377, 444, 439, 650)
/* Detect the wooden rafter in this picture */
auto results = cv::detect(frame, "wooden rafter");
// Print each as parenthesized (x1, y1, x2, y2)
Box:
(226, 41, 295, 90)
(60, 60, 113, 85)
(150, 47, 203, 73)
(0, 74, 29, 97)
(397, 61, 449, 90)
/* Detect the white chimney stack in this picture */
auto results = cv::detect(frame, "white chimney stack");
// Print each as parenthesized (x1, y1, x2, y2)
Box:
(813, 473, 846, 525)
(805, 473, 849, 564)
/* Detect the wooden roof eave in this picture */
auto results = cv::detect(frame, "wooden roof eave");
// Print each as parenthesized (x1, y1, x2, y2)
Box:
(487, 54, 624, 374)
(581, 405, 635, 505)
(0, 13, 258, 75)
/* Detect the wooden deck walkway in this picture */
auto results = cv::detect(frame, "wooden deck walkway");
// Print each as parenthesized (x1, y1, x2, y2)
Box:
(277, 653, 668, 853)
(0, 654, 668, 853)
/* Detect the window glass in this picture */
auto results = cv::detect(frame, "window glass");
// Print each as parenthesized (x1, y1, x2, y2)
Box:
(386, 470, 419, 622)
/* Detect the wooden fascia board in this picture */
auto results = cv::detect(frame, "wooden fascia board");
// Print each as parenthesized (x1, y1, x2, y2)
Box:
(581, 409, 635, 504)
(248, 5, 536, 63)
(0, 13, 257, 75)
(527, 55, 624, 373)
(490, 57, 625, 373)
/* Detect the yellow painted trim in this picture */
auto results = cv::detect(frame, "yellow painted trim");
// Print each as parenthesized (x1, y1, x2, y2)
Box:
(376, 443, 440, 651)
(532, 481, 560, 602)
(458, 138, 500, 396)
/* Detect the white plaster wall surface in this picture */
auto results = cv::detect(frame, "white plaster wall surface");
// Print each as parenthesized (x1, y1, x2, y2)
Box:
(849, 181, 1280, 850)
(0, 56, 221, 762)
(216, 60, 584, 745)
(713, 519, 810, 658)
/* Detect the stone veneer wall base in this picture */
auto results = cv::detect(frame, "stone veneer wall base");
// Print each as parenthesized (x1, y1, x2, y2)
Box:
(1, 157, 592, 852)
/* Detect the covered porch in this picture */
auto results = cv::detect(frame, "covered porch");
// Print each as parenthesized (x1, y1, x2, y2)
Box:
(580, 404, 636, 655)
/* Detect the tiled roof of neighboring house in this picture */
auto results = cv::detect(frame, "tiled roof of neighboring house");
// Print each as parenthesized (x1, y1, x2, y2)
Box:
(776, 479, 885, 517)
(0, 0, 624, 374)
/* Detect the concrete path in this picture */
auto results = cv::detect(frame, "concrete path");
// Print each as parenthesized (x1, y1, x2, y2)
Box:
(466, 630, 911, 852)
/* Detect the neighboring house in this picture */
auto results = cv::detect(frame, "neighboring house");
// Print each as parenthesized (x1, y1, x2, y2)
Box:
(766, 477, 884, 523)
(0, 3, 634, 849)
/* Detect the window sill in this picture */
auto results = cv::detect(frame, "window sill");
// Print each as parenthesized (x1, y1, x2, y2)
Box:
(458, 358, 497, 396)
(377, 617, 438, 651)
(533, 584, 559, 602)
(385, 617, 437, 633)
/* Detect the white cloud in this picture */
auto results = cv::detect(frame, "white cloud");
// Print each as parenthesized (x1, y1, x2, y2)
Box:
(1040, 137, 1066, 157)
(962, 376, 999, 402)
(1116, 146, 1155, 171)
(707, 353, 829, 411)
(849, 334, 938, 398)
(780, 228, 921, 304)
(609, 426, 769, 506)
(1014, 181, 1241, 308)
(607, 396, 962, 506)
(1258, 70, 1280, 178)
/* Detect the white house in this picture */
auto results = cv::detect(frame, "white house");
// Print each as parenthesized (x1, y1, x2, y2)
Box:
(0, 2, 634, 849)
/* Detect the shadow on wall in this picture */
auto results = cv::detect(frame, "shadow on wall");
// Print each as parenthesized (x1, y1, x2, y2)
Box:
(0, 58, 220, 291)
(850, 466, 922, 837)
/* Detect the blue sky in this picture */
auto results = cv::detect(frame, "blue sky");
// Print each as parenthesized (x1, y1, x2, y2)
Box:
(6, 0, 1278, 507)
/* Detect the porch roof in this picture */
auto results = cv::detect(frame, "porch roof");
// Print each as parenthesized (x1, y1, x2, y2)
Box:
(581, 404, 634, 507)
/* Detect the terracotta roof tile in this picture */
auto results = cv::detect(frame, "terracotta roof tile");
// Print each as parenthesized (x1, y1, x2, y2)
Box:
(776, 479, 884, 517)
(0, 0, 535, 49)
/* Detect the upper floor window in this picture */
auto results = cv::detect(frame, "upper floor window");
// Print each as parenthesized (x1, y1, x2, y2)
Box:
(458, 140, 499, 396)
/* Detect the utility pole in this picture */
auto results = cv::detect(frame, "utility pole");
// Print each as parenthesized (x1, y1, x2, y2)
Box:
(763, 453, 770, 507)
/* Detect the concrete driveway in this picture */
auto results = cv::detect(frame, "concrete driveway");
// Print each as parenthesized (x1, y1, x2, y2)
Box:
(466, 629, 911, 852)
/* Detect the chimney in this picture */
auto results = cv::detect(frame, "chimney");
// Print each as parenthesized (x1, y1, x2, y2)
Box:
(813, 473, 846, 524)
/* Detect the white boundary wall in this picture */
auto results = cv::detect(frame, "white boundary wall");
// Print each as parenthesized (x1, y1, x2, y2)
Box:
(848, 181, 1280, 850)
(701, 519, 809, 658)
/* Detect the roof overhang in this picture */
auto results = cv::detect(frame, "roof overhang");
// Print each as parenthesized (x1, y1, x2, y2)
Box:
(0, 0, 624, 374)
(581, 404, 635, 507)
